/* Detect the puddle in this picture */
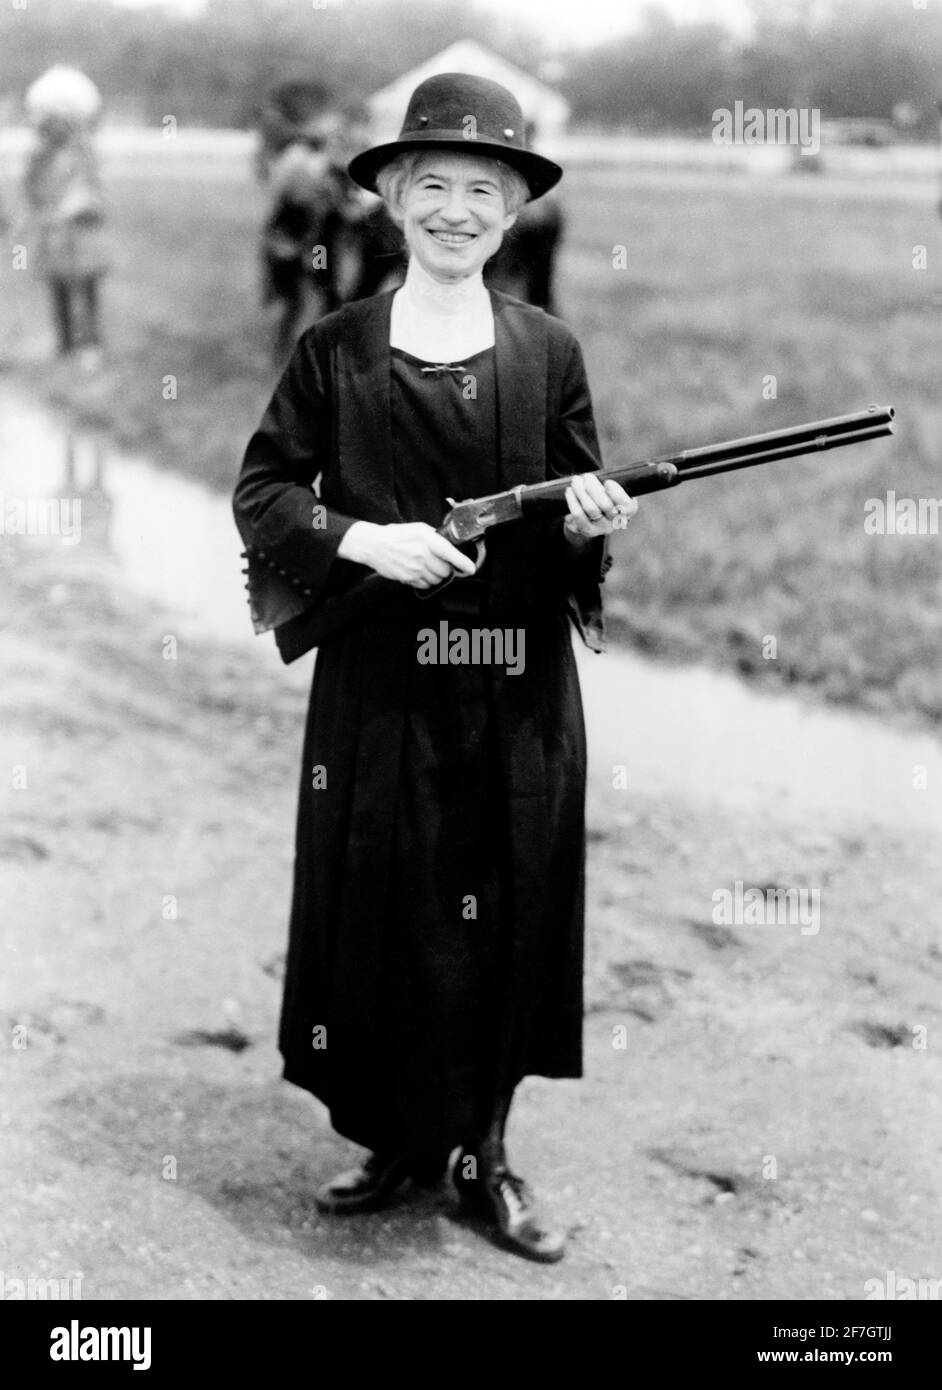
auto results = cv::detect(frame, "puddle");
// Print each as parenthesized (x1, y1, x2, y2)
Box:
(1, 385, 940, 832)
(576, 646, 941, 830)
(0, 387, 251, 645)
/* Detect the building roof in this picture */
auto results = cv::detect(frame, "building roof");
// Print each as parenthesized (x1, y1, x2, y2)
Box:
(367, 39, 569, 140)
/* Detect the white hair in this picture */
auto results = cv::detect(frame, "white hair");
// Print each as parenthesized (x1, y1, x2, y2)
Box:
(375, 150, 529, 223)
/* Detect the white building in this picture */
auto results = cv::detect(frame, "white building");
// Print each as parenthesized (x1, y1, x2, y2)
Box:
(366, 39, 570, 146)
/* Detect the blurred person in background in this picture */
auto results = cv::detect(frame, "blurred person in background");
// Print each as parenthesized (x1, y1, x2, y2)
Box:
(256, 82, 368, 360)
(260, 131, 347, 357)
(234, 73, 637, 1264)
(22, 65, 109, 370)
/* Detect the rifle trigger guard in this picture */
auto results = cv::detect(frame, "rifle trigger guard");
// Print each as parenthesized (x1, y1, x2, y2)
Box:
(414, 537, 485, 601)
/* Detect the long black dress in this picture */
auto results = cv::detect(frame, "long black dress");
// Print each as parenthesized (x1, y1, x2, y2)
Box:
(381, 344, 510, 1153)
(234, 291, 609, 1158)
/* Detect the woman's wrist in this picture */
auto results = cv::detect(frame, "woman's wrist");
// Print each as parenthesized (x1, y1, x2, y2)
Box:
(562, 516, 594, 548)
(337, 520, 381, 566)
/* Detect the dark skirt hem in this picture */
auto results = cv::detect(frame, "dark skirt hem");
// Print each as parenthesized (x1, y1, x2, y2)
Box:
(281, 1056, 584, 1154)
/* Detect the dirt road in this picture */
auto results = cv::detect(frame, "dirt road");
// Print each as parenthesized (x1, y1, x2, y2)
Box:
(2, 393, 940, 1301)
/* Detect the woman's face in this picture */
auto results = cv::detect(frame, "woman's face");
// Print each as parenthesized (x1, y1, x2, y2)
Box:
(398, 152, 518, 283)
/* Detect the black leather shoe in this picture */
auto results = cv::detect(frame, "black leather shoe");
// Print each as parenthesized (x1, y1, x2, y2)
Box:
(315, 1153, 412, 1215)
(453, 1150, 566, 1263)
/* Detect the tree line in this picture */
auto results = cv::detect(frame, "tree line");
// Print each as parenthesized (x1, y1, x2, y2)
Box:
(0, 0, 938, 135)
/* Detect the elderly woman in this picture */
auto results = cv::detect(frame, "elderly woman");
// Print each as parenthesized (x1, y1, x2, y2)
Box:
(233, 73, 636, 1264)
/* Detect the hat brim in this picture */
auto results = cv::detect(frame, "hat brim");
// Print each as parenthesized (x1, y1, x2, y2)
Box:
(347, 135, 562, 202)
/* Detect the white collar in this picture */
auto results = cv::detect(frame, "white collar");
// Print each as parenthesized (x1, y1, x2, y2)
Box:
(397, 255, 490, 316)
(390, 257, 494, 362)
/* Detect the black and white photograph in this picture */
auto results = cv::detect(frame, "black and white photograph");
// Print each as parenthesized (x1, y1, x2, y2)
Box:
(0, 0, 939, 1340)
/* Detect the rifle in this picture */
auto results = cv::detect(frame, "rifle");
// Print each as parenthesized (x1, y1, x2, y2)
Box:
(244, 404, 895, 659)
(431, 404, 896, 585)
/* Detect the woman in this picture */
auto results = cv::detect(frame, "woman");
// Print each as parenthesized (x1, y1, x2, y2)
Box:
(233, 73, 637, 1264)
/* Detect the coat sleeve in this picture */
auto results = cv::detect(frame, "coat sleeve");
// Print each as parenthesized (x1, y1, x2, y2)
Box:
(547, 333, 613, 654)
(232, 327, 358, 635)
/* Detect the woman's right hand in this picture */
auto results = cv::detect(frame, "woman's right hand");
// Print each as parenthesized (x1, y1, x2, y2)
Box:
(338, 520, 478, 589)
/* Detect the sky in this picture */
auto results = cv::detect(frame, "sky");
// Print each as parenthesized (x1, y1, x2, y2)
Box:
(102, 0, 758, 48)
(493, 0, 755, 46)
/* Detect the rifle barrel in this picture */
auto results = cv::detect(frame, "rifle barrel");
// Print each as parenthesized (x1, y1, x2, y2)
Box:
(675, 419, 895, 482)
(671, 405, 895, 477)
(517, 405, 895, 518)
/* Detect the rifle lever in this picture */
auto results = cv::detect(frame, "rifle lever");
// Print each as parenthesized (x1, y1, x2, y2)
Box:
(415, 536, 486, 600)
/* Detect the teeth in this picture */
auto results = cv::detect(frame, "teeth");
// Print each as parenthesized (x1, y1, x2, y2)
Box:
(430, 231, 474, 244)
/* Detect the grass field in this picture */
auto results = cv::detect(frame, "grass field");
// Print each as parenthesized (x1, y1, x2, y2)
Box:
(2, 158, 940, 723)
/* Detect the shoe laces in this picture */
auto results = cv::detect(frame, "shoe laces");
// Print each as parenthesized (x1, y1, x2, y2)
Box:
(495, 1169, 532, 1219)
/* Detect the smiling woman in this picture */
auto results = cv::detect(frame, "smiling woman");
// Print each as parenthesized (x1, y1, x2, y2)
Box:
(233, 70, 639, 1266)
(375, 151, 527, 293)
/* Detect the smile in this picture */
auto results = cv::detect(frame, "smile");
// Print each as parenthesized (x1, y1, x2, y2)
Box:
(427, 230, 476, 245)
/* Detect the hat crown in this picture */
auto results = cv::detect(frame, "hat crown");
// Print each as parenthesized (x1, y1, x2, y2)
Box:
(399, 72, 526, 149)
(346, 70, 562, 201)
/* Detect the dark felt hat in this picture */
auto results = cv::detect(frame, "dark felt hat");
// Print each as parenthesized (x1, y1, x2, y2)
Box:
(347, 72, 562, 202)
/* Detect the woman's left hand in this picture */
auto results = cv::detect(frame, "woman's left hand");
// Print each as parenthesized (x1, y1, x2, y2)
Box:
(563, 474, 638, 542)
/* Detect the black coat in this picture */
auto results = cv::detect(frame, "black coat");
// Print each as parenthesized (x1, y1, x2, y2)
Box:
(233, 290, 612, 1152)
